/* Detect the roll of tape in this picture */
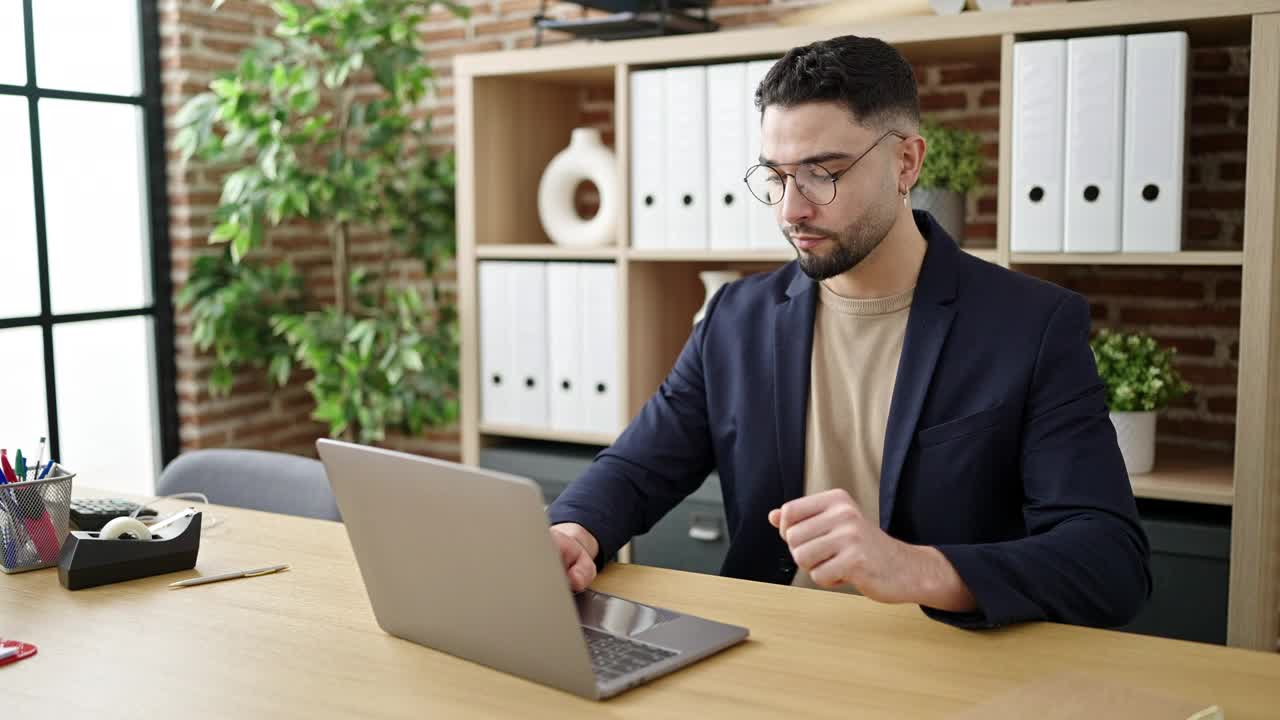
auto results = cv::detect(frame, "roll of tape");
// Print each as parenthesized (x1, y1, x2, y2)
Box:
(98, 517, 153, 541)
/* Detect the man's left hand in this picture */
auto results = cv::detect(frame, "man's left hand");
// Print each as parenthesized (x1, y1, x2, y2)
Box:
(768, 489, 977, 612)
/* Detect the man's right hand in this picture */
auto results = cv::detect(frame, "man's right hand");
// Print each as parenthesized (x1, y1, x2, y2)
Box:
(550, 523, 599, 592)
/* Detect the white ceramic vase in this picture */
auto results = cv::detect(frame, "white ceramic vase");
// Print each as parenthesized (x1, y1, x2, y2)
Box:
(1110, 410, 1157, 475)
(537, 127, 618, 247)
(910, 187, 967, 245)
(693, 271, 741, 326)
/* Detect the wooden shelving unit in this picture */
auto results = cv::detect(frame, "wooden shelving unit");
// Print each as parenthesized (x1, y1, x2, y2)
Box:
(455, 0, 1280, 650)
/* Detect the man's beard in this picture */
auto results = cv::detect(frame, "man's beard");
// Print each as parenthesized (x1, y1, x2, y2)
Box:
(787, 199, 898, 281)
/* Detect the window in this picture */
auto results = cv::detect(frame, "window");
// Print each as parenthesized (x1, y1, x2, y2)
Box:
(0, 0, 176, 494)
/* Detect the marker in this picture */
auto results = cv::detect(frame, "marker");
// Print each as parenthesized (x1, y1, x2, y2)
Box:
(0, 450, 18, 484)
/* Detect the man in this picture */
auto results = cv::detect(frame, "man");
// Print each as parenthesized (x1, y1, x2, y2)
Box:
(547, 35, 1151, 628)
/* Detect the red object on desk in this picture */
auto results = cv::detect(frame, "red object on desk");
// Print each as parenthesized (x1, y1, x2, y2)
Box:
(0, 639, 38, 667)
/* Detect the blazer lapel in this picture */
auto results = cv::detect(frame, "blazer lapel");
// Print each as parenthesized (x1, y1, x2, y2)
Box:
(774, 267, 818, 505)
(879, 212, 961, 530)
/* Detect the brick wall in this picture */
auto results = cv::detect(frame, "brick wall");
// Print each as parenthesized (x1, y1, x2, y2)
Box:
(161, 0, 1244, 463)
(160, 0, 323, 457)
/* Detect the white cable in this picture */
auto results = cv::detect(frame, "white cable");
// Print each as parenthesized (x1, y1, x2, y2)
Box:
(131, 492, 221, 531)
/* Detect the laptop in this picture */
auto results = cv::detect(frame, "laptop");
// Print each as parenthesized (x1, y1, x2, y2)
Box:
(316, 438, 749, 700)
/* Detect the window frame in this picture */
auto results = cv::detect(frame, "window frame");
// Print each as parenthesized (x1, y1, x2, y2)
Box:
(0, 0, 178, 468)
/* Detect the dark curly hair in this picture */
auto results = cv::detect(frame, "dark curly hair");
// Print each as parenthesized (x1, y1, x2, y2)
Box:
(755, 35, 920, 132)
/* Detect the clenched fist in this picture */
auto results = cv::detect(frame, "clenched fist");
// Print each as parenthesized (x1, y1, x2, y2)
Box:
(769, 489, 976, 612)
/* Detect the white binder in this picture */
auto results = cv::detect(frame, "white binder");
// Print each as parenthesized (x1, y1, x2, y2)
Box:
(630, 69, 666, 250)
(1064, 35, 1126, 253)
(508, 261, 549, 427)
(579, 263, 620, 434)
(664, 66, 708, 250)
(1011, 40, 1067, 253)
(707, 62, 750, 250)
(479, 261, 516, 426)
(1123, 32, 1188, 252)
(546, 262, 586, 432)
(746, 59, 778, 250)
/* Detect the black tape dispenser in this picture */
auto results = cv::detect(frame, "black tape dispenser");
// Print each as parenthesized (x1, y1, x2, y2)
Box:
(57, 509, 202, 590)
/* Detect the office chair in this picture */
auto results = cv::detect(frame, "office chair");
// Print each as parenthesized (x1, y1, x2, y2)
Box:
(155, 448, 341, 521)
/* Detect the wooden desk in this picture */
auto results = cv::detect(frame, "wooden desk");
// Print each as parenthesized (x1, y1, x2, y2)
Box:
(3, 497, 1278, 718)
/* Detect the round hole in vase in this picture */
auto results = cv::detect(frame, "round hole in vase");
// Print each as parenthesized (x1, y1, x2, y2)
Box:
(573, 179, 600, 221)
(537, 127, 618, 248)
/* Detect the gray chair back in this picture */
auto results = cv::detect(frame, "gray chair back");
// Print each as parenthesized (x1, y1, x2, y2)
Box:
(156, 448, 340, 521)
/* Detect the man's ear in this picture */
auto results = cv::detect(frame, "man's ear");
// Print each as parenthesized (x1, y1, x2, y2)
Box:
(897, 132, 927, 195)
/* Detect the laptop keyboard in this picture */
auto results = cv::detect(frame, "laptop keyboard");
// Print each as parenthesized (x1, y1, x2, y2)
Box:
(582, 626, 678, 681)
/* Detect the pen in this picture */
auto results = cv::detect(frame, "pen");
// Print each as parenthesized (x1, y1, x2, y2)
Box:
(37, 460, 54, 479)
(168, 563, 290, 589)
(31, 437, 45, 481)
(14, 449, 26, 480)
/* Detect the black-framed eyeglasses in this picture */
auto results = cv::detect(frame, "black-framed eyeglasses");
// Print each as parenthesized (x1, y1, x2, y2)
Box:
(743, 130, 906, 206)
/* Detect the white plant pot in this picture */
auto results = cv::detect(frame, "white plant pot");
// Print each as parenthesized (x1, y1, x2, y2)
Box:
(1110, 410, 1157, 475)
(537, 127, 618, 247)
(693, 270, 741, 326)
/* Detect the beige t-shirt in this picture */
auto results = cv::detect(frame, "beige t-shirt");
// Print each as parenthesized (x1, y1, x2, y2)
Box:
(791, 282, 914, 592)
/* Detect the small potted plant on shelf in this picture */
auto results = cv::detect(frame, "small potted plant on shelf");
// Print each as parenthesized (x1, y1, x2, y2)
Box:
(912, 121, 982, 246)
(1090, 329, 1192, 475)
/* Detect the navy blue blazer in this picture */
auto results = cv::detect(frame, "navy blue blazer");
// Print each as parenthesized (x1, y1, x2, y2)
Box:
(549, 211, 1151, 629)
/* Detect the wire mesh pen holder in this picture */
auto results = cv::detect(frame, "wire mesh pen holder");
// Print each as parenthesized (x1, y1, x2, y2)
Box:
(0, 464, 75, 574)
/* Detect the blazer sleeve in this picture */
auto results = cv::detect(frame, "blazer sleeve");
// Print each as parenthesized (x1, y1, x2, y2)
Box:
(928, 293, 1153, 629)
(546, 290, 723, 568)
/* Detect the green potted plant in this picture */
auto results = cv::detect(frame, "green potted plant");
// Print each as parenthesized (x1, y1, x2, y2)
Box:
(912, 120, 982, 245)
(1090, 329, 1191, 475)
(174, 0, 469, 443)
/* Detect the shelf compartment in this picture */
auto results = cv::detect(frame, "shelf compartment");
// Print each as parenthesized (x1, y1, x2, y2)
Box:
(1129, 447, 1234, 506)
(470, 74, 616, 251)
